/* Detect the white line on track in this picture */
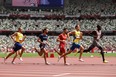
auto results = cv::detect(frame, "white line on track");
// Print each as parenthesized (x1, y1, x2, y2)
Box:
(53, 73, 71, 77)
(0, 73, 51, 77)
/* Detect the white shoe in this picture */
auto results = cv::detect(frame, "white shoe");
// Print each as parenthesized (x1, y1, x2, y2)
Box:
(3, 57, 6, 63)
(64, 63, 70, 66)
(79, 59, 84, 62)
(19, 57, 23, 61)
(57, 56, 61, 62)
(103, 60, 109, 63)
(12, 62, 16, 64)
(45, 62, 50, 65)
(90, 55, 94, 58)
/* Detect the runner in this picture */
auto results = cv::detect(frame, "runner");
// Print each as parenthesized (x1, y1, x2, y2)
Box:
(58, 25, 84, 63)
(4, 27, 26, 64)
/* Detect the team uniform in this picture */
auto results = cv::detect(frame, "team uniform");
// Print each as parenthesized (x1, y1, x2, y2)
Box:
(13, 32, 24, 52)
(58, 34, 67, 53)
(38, 34, 48, 49)
(70, 30, 81, 51)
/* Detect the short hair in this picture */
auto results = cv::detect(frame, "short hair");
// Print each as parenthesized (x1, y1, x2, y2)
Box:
(75, 24, 79, 28)
(97, 25, 101, 30)
(63, 28, 67, 31)
(42, 27, 48, 33)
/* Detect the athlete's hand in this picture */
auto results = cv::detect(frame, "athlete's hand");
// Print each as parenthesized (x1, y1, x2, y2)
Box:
(76, 35, 80, 39)
(62, 40, 66, 44)
(24, 35, 26, 38)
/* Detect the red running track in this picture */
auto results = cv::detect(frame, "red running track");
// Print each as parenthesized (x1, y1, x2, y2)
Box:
(0, 57, 116, 77)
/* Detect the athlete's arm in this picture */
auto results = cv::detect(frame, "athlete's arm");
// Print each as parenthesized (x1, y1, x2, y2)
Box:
(11, 32, 17, 42)
(57, 35, 65, 43)
(100, 32, 104, 39)
(67, 31, 75, 41)
(20, 35, 26, 43)
(37, 37, 43, 44)
(80, 32, 83, 39)
(57, 36, 62, 42)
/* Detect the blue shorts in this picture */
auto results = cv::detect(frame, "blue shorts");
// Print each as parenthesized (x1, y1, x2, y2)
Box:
(39, 43, 46, 49)
(13, 42, 22, 52)
(70, 43, 81, 51)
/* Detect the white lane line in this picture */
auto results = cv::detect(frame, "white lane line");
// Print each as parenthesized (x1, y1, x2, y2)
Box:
(0, 73, 51, 77)
(53, 73, 71, 77)
(0, 70, 56, 74)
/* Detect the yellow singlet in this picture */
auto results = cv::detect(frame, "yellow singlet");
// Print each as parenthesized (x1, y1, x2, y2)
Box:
(73, 30, 81, 44)
(15, 32, 24, 43)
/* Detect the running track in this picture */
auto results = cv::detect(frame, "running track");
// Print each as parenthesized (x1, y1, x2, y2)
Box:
(0, 57, 116, 77)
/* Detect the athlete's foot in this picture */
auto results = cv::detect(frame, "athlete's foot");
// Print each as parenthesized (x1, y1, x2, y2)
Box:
(34, 47, 41, 55)
(54, 48, 57, 52)
(34, 47, 38, 52)
(103, 60, 108, 63)
(90, 55, 94, 58)
(11, 62, 16, 64)
(57, 56, 61, 62)
(3, 57, 6, 63)
(19, 57, 23, 61)
(45, 62, 50, 65)
(79, 59, 84, 62)
(64, 63, 70, 66)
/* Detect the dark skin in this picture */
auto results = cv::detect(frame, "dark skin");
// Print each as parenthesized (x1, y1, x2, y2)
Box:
(35, 28, 50, 65)
(59, 25, 84, 61)
(55, 29, 68, 65)
(4, 28, 26, 64)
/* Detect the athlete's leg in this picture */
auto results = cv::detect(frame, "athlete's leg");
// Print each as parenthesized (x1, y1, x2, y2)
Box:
(79, 45, 84, 60)
(96, 42, 105, 62)
(42, 48, 49, 65)
(54, 49, 61, 55)
(18, 46, 25, 61)
(60, 50, 72, 58)
(12, 52, 18, 64)
(35, 47, 44, 56)
(4, 51, 15, 62)
(60, 46, 68, 65)
(19, 46, 25, 57)
(84, 42, 95, 52)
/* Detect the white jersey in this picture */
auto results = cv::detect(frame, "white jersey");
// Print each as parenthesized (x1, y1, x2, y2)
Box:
(96, 30, 101, 40)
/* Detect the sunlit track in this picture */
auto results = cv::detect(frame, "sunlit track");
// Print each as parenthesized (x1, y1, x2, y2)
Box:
(0, 62, 116, 66)
(0, 58, 116, 77)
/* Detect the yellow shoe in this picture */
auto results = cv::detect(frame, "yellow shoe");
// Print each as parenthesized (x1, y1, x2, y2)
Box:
(103, 60, 108, 63)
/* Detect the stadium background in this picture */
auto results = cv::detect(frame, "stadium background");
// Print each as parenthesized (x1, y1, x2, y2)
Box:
(0, 0, 116, 53)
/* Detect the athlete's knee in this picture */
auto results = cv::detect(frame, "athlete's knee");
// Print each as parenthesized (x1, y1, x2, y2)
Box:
(15, 52, 18, 56)
(99, 47, 103, 51)
(80, 46, 84, 51)
(100, 51, 104, 54)
(22, 47, 25, 51)
(11, 51, 16, 54)
(67, 50, 72, 54)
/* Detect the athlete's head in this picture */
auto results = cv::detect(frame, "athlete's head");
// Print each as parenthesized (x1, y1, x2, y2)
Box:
(43, 27, 48, 34)
(63, 28, 68, 34)
(97, 25, 101, 31)
(75, 25, 80, 31)
(18, 27, 22, 33)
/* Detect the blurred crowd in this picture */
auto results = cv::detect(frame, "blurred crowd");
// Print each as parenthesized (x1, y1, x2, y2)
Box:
(66, 0, 116, 15)
(0, 0, 116, 16)
(0, 19, 116, 31)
